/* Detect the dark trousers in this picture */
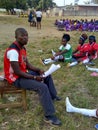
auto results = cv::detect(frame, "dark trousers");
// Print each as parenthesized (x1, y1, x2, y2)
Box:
(13, 71, 57, 116)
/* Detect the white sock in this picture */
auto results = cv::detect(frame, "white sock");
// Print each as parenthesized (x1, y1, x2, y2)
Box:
(69, 61, 78, 67)
(51, 49, 56, 56)
(44, 58, 55, 64)
(86, 65, 98, 72)
(66, 97, 97, 118)
(82, 59, 89, 64)
(66, 97, 75, 112)
(54, 55, 59, 61)
(44, 55, 59, 64)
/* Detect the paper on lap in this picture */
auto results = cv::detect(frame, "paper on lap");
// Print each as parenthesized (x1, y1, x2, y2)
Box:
(42, 64, 61, 77)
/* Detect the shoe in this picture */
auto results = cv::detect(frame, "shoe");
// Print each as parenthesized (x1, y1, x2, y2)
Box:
(88, 61, 95, 65)
(86, 61, 95, 66)
(40, 58, 45, 65)
(44, 115, 62, 126)
(53, 96, 62, 101)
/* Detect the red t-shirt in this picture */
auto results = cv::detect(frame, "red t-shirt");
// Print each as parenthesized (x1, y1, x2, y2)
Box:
(4, 42, 27, 84)
(73, 44, 90, 61)
(88, 42, 98, 59)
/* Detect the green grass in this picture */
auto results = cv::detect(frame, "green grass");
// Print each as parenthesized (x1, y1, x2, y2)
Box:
(0, 14, 98, 130)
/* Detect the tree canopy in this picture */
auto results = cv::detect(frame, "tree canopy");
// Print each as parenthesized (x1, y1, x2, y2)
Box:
(0, 0, 56, 12)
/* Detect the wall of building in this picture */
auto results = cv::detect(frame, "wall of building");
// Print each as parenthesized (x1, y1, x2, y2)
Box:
(63, 10, 98, 16)
(47, 6, 98, 17)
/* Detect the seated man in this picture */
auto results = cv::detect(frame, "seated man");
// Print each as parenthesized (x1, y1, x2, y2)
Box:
(4, 27, 62, 126)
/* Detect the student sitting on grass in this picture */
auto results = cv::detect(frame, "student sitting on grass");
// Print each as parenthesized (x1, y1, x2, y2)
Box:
(41, 34, 72, 65)
(87, 35, 98, 62)
(68, 33, 89, 67)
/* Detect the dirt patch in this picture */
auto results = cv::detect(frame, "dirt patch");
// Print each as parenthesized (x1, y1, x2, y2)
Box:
(0, 15, 63, 44)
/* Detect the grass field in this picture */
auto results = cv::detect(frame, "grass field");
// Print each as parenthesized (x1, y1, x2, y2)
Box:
(0, 14, 98, 130)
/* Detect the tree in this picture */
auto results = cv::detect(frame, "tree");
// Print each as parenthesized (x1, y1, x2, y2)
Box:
(0, 0, 55, 13)
(27, 0, 39, 8)
(38, 0, 54, 10)
(0, 0, 27, 13)
(0, 0, 15, 11)
(27, 0, 55, 11)
(15, 0, 27, 10)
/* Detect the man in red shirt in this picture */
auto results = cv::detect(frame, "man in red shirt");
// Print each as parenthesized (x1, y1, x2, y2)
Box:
(4, 28, 61, 126)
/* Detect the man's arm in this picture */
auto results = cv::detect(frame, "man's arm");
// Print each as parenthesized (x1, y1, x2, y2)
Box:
(26, 58, 44, 75)
(11, 61, 44, 81)
(11, 61, 35, 79)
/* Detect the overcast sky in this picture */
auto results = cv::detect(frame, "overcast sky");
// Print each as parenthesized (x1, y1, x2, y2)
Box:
(53, 0, 90, 6)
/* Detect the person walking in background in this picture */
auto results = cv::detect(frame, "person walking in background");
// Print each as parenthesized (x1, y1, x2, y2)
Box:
(35, 8, 42, 29)
(87, 35, 98, 62)
(28, 11, 33, 27)
(4, 28, 62, 126)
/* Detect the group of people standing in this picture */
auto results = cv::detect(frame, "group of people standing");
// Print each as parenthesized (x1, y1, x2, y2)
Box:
(28, 8, 42, 29)
(41, 33, 98, 67)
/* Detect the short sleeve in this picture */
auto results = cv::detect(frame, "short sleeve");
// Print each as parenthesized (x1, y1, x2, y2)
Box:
(59, 45, 63, 50)
(7, 50, 19, 61)
(65, 44, 71, 50)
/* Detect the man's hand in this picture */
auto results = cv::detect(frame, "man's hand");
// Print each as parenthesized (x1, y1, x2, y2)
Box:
(51, 56, 55, 60)
(35, 76, 44, 82)
(38, 69, 44, 75)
